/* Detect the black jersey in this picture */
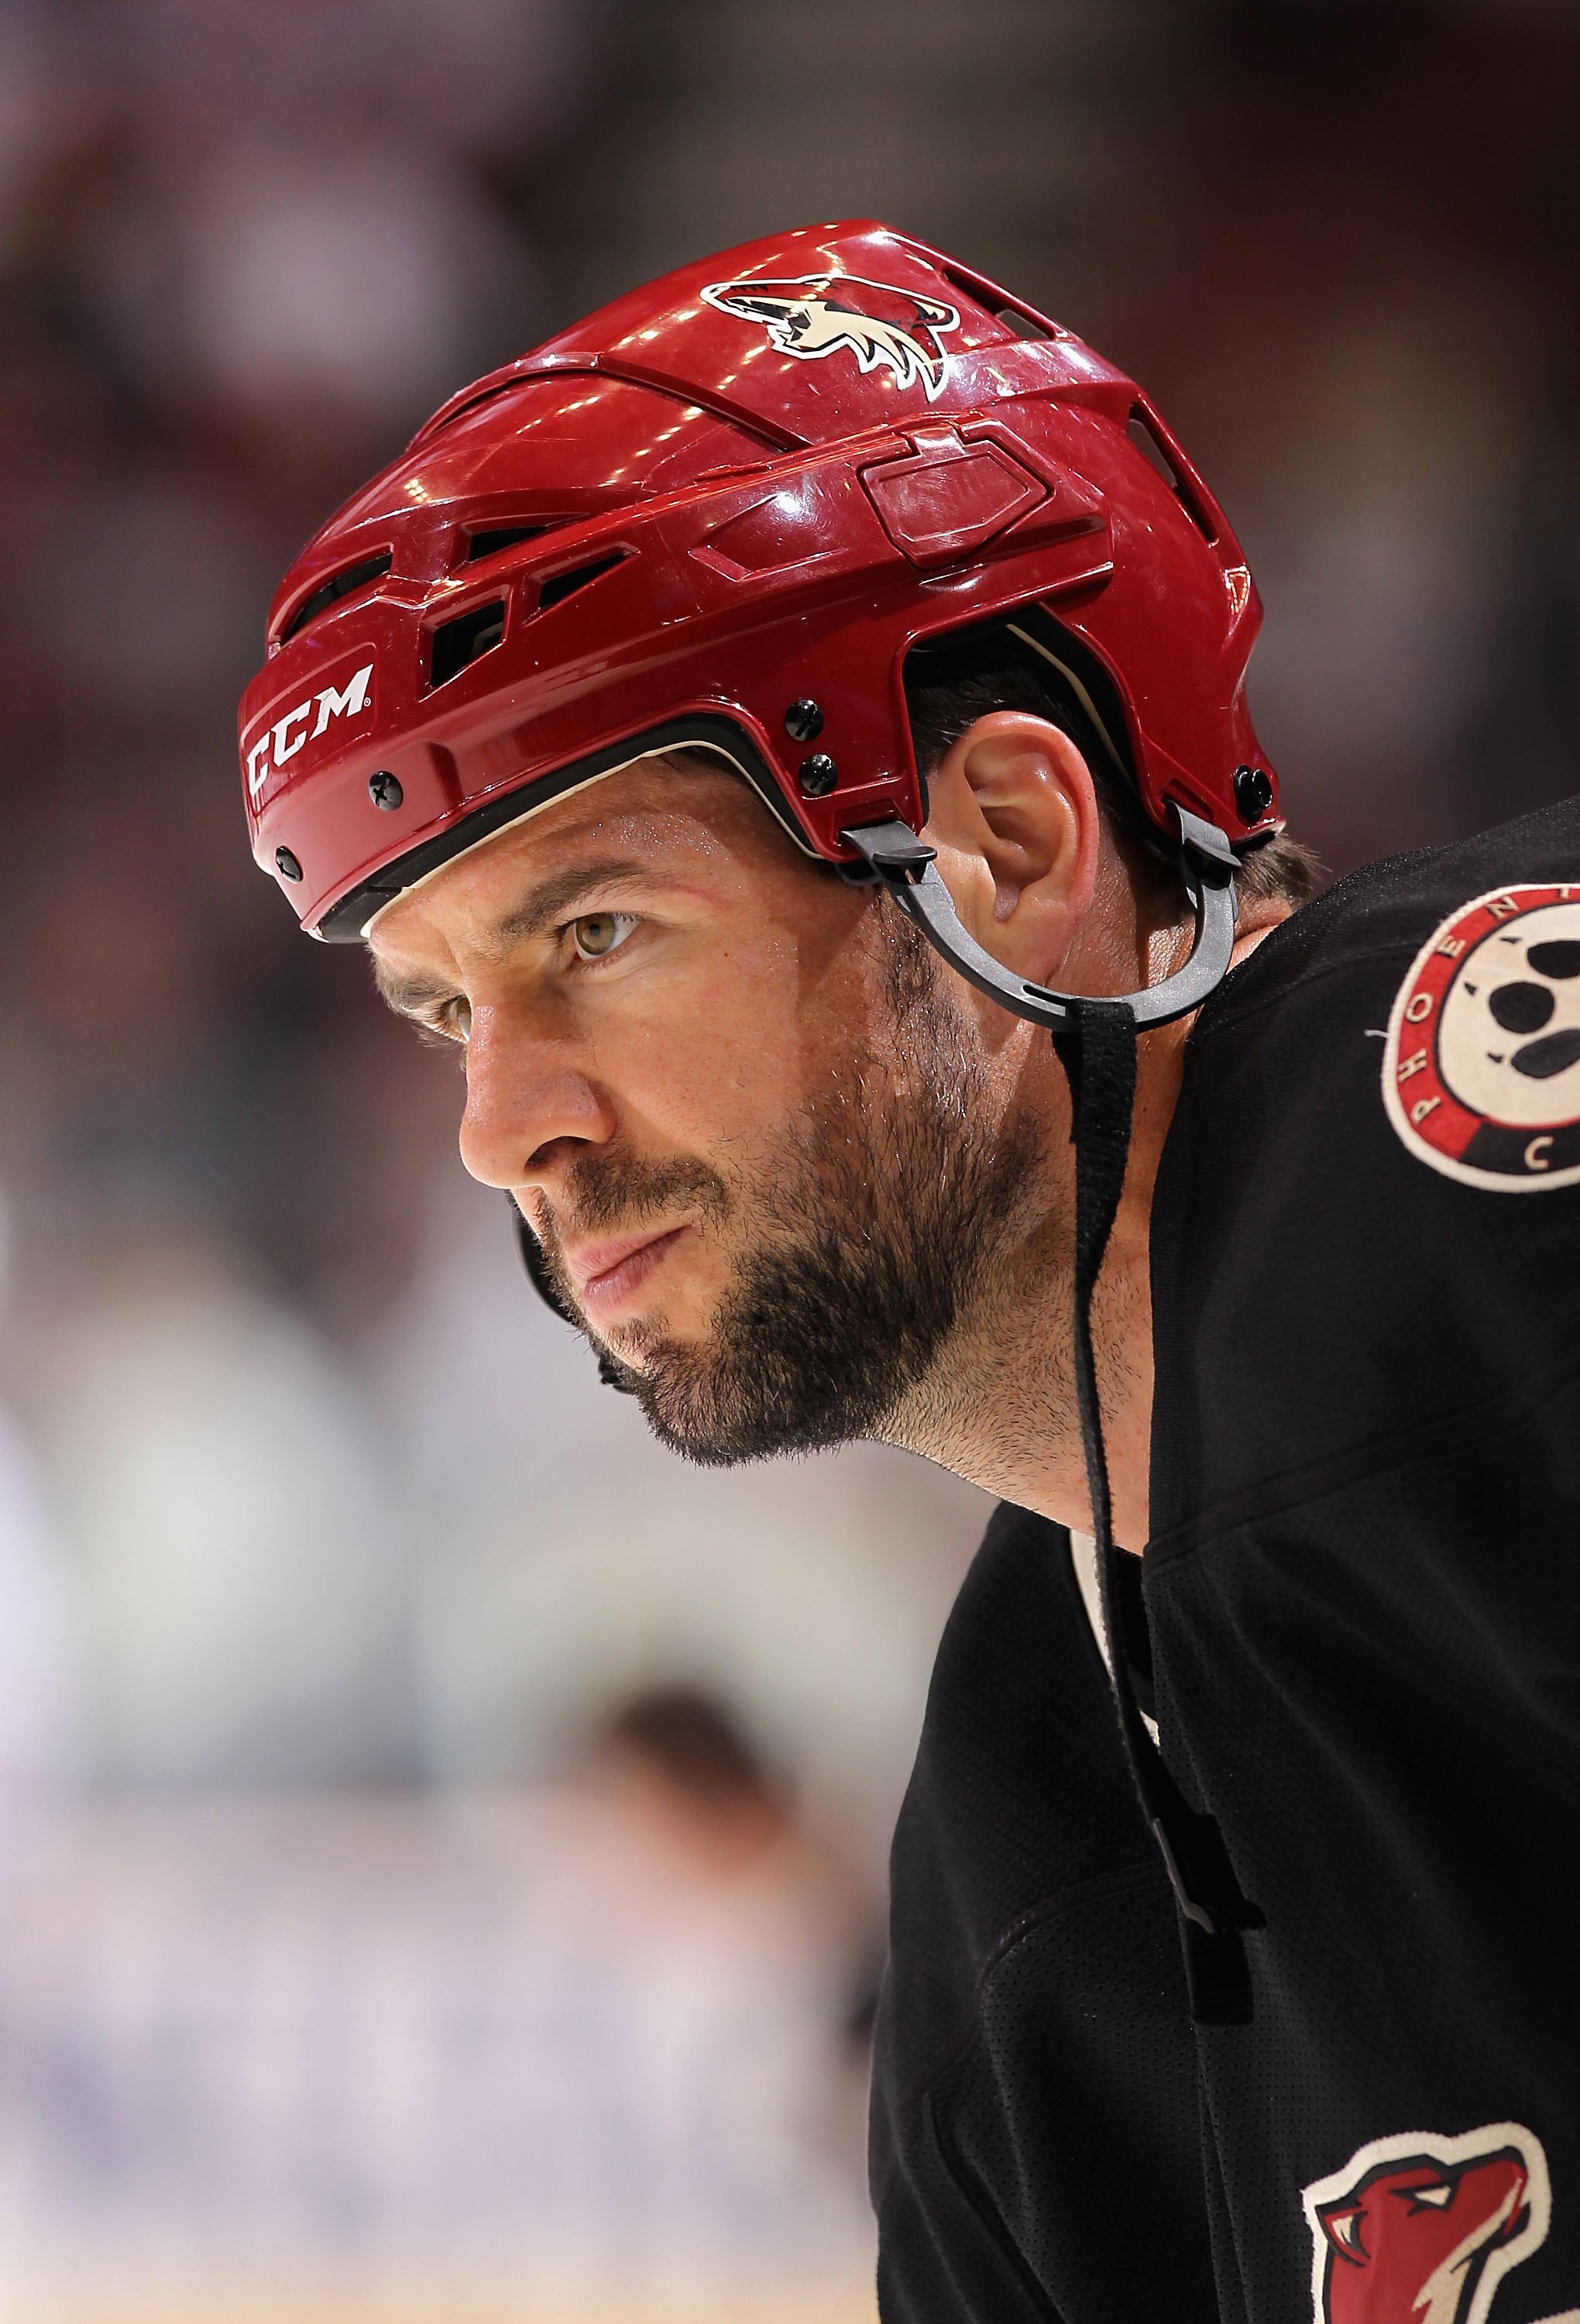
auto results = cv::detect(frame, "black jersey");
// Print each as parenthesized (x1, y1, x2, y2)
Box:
(871, 797, 1580, 2324)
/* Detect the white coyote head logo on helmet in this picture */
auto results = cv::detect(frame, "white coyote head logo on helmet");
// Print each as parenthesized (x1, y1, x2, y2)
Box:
(700, 272, 960, 400)
(1303, 2123, 1558, 2324)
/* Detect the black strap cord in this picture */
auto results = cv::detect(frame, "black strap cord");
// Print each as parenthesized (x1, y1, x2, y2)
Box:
(850, 803, 1262, 2022)
(1053, 998, 1262, 2029)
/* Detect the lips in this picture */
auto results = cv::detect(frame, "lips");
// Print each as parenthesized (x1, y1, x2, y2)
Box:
(564, 1225, 687, 1321)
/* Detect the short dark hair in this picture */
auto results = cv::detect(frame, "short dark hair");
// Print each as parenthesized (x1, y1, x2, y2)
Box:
(902, 615, 1321, 911)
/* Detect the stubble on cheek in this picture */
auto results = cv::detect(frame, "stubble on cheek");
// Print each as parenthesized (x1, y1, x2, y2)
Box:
(527, 974, 860, 1364)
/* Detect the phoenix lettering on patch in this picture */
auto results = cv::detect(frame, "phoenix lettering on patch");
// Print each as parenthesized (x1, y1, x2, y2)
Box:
(1381, 885, 1580, 1191)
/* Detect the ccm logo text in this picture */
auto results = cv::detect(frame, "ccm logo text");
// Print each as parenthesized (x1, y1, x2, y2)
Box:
(247, 662, 373, 801)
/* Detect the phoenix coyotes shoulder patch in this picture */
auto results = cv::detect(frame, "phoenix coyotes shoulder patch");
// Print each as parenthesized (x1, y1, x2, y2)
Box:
(699, 272, 960, 400)
(1382, 883, 1580, 1190)
(1303, 2123, 1553, 2324)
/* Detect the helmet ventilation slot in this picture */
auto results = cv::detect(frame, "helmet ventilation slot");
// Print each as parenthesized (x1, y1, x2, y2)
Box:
(995, 304, 1053, 342)
(934, 260, 1061, 343)
(1127, 407, 1218, 545)
(424, 553, 626, 688)
(536, 552, 626, 611)
(465, 523, 550, 562)
(429, 599, 507, 688)
(279, 549, 392, 645)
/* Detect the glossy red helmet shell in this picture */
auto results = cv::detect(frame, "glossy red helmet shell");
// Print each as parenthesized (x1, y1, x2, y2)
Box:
(237, 220, 1277, 939)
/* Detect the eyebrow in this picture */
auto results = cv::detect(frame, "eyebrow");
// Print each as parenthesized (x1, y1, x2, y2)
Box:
(371, 853, 652, 1018)
(490, 854, 651, 947)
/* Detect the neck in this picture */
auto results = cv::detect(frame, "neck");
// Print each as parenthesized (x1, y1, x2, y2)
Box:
(884, 1016, 1183, 1549)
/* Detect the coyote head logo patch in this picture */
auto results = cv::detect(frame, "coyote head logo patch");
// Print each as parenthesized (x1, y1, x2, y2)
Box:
(1303, 2123, 1551, 2324)
(700, 272, 960, 401)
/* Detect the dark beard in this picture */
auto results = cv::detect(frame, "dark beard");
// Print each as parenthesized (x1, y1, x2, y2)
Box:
(533, 927, 1042, 1464)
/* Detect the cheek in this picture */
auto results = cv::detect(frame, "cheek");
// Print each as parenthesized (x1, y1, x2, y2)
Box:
(592, 941, 828, 1160)
(559, 841, 888, 1169)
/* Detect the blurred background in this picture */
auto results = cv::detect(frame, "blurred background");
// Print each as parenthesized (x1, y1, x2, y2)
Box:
(0, 0, 1577, 2316)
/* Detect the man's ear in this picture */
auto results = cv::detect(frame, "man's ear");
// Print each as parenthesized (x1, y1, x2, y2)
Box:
(922, 711, 1101, 985)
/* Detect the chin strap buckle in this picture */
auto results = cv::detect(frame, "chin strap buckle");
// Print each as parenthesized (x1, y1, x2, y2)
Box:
(1172, 803, 1237, 893)
(847, 825, 937, 882)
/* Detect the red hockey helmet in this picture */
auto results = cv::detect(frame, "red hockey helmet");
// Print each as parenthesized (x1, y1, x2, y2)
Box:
(237, 219, 1276, 944)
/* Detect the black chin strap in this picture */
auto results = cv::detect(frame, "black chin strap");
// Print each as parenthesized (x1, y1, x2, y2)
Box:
(1054, 1001, 1262, 2027)
(848, 806, 1262, 2027)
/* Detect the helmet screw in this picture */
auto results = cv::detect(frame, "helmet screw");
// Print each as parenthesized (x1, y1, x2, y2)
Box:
(785, 698, 824, 744)
(1233, 764, 1273, 822)
(275, 847, 304, 882)
(368, 769, 404, 812)
(798, 752, 838, 798)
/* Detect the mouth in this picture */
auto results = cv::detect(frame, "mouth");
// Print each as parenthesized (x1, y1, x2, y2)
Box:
(565, 1226, 689, 1323)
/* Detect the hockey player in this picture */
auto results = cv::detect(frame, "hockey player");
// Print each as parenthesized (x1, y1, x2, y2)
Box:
(238, 222, 1580, 2324)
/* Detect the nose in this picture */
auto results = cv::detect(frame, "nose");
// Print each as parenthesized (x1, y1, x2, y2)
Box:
(457, 1005, 615, 1194)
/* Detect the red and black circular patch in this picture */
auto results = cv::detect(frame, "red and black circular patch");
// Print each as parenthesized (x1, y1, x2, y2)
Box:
(1382, 882, 1580, 1190)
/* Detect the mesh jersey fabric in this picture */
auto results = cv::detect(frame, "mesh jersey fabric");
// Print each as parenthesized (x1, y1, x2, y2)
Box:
(871, 794, 1580, 2324)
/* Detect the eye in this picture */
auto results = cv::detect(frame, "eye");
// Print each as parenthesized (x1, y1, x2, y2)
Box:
(1322, 2205, 1366, 2256)
(417, 995, 470, 1046)
(569, 910, 637, 962)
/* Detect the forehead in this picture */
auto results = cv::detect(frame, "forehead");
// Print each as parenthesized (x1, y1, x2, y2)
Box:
(366, 752, 789, 952)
